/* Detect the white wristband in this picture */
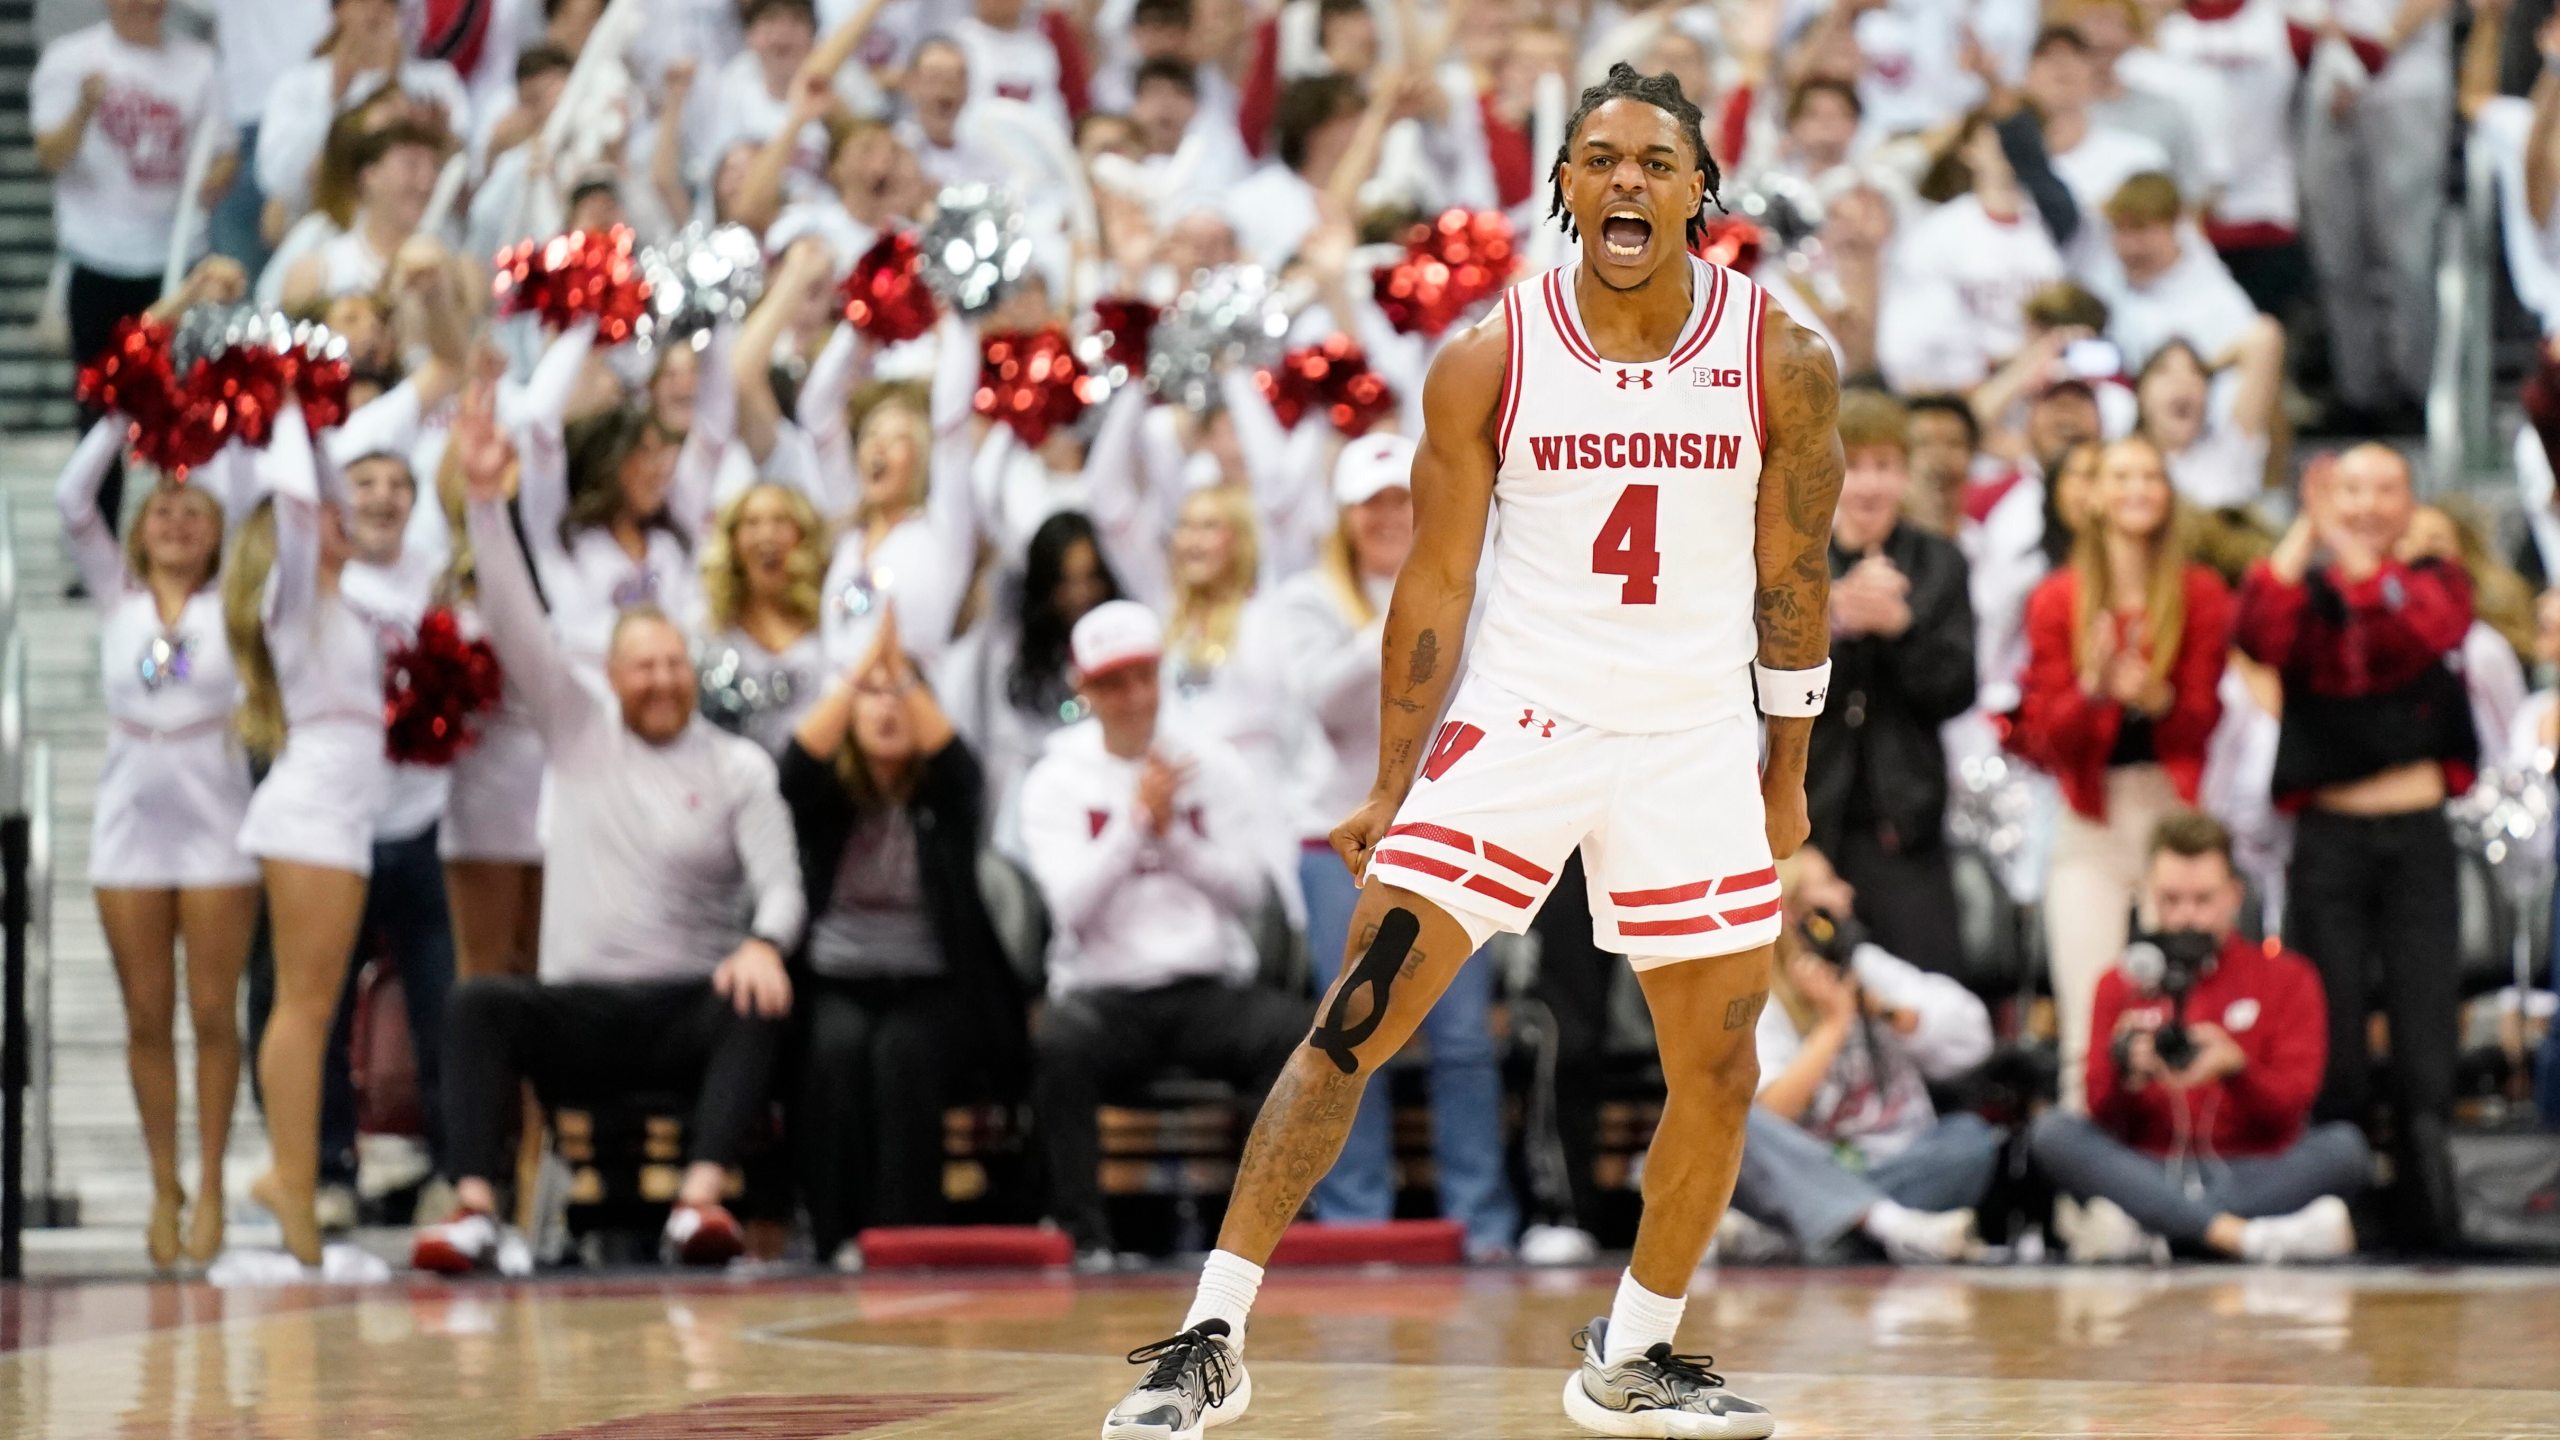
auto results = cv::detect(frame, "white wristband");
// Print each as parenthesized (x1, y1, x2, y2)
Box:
(1754, 660, 1833, 718)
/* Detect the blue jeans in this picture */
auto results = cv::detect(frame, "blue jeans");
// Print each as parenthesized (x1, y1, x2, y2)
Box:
(2028, 1112, 2371, 1246)
(1301, 848, 1518, 1254)
(208, 122, 271, 276)
(1733, 1107, 2005, 1253)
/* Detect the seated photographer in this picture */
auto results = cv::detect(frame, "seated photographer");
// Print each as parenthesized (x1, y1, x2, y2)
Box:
(1018, 601, 1311, 1264)
(1724, 847, 2001, 1264)
(779, 605, 1027, 1271)
(2029, 812, 2371, 1263)
(414, 389, 805, 1275)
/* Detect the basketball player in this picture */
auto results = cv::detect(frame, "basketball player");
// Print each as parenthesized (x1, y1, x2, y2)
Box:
(1101, 63, 1842, 1440)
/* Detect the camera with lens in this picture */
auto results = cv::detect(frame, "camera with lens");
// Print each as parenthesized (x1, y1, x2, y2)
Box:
(1795, 906, 1867, 971)
(2112, 926, 2219, 1075)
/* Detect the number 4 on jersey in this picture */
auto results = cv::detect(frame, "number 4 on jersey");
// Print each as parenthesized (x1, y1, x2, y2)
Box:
(1592, 484, 1661, 605)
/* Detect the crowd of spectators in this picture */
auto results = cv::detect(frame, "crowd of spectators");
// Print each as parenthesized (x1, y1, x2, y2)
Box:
(32, 0, 2560, 1277)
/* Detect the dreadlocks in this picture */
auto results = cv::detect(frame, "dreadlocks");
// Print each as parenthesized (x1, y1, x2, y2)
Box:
(1545, 61, 1722, 251)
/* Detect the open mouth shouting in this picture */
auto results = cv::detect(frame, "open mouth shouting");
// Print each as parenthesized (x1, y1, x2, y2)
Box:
(1600, 207, 1653, 264)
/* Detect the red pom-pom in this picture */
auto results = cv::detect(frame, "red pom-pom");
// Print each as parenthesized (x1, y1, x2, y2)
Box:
(382, 607, 505, 767)
(294, 342, 353, 432)
(1087, 297, 1159, 376)
(78, 318, 182, 455)
(1695, 218, 1764, 275)
(182, 344, 293, 453)
(1257, 334, 1398, 437)
(975, 327, 1105, 447)
(841, 231, 940, 345)
(1372, 209, 1520, 338)
(492, 226, 653, 344)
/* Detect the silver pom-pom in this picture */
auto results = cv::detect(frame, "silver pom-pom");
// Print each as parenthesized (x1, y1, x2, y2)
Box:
(1726, 174, 1826, 256)
(1947, 751, 2040, 904)
(919, 184, 1034, 317)
(639, 223, 766, 352)
(171, 301, 299, 372)
(1146, 266, 1291, 414)
(2450, 764, 2557, 900)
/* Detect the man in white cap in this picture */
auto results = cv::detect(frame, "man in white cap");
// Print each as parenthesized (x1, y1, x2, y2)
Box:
(1017, 600, 1311, 1266)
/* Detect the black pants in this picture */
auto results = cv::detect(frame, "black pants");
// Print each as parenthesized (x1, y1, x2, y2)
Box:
(2285, 807, 2462, 1248)
(1832, 828, 1965, 977)
(319, 827, 456, 1186)
(66, 264, 162, 538)
(443, 976, 785, 1186)
(1034, 978, 1310, 1251)
(795, 975, 974, 1254)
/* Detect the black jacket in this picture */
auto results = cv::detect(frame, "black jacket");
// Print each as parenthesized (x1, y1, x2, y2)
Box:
(1808, 521, 1977, 857)
(777, 736, 1030, 1090)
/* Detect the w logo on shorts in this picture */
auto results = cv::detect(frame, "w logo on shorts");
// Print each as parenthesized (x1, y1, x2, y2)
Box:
(1422, 721, 1485, 781)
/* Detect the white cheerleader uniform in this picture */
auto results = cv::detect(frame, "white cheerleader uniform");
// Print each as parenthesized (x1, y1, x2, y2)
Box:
(58, 423, 259, 890)
(439, 599, 547, 864)
(235, 413, 391, 877)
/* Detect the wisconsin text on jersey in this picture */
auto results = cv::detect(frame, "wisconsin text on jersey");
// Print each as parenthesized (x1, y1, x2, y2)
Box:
(1520, 431, 1750, 472)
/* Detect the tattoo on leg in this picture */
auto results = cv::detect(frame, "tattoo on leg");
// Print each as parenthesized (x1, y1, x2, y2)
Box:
(1406, 629, 1439, 687)
(1234, 1058, 1361, 1233)
(1311, 907, 1420, 1074)
(1724, 991, 1768, 1031)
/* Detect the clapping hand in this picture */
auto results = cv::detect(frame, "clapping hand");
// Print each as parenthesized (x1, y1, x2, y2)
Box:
(1136, 751, 1196, 836)
(1830, 553, 1912, 637)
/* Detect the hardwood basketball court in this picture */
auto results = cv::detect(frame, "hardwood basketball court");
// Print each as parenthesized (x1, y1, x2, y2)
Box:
(2, 1263, 2556, 1437)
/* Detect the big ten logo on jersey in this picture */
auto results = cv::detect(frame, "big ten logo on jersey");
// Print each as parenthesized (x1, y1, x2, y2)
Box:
(1690, 366, 1744, 389)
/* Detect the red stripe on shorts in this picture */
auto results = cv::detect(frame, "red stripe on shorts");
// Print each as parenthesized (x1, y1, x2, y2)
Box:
(1721, 897, 1783, 926)
(1717, 866, 1778, 894)
(1465, 874, 1534, 909)
(1611, 879, 1713, 907)
(1372, 849, 1465, 883)
(1386, 822, 1478, 853)
(1621, 913, 1725, 937)
(1482, 843, 1553, 884)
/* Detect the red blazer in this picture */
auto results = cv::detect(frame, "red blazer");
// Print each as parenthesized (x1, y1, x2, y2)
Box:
(2012, 563, 2233, 820)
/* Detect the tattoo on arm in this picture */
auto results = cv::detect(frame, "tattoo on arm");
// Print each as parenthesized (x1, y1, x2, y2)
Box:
(1406, 629, 1440, 688)
(1754, 323, 1845, 672)
(1725, 991, 1769, 1031)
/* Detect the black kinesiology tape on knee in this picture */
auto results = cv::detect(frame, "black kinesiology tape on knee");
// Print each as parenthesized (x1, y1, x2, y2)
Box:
(1311, 907, 1421, 1074)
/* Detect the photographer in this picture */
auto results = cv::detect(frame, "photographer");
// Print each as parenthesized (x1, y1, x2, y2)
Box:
(2029, 812, 2371, 1263)
(1726, 847, 2001, 1264)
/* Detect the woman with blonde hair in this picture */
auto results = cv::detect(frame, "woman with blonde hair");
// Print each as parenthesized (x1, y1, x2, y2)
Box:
(59, 420, 259, 1268)
(2012, 434, 2234, 1108)
(699, 482, 830, 753)
(222, 405, 393, 1268)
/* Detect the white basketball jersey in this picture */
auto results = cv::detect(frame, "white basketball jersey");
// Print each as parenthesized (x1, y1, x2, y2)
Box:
(1472, 256, 1768, 734)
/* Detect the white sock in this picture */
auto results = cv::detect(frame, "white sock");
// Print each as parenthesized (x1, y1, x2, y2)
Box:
(1860, 1199, 1919, 1247)
(1603, 1269, 1687, 1365)
(1181, 1250, 1265, 1350)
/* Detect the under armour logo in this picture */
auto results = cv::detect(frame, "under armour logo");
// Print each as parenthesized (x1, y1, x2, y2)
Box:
(1519, 707, 1556, 738)
(1807, 688, 1825, 708)
(1615, 368, 1652, 390)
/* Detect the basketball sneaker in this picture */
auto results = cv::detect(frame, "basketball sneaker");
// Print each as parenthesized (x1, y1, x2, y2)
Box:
(1561, 1317, 1775, 1438)
(411, 1210, 534, 1277)
(662, 1202, 745, 1266)
(1099, 1318, 1252, 1440)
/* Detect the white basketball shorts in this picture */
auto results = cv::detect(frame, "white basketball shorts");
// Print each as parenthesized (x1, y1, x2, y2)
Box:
(1364, 671, 1781, 965)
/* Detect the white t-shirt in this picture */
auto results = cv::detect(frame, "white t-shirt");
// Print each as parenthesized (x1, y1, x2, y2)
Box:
(206, 0, 330, 126)
(254, 56, 471, 217)
(2100, 233, 2259, 372)
(2164, 372, 2270, 511)
(1223, 162, 1321, 270)
(33, 25, 228, 276)
(2145, 0, 2299, 227)
(1875, 194, 2066, 393)
(2049, 121, 2171, 280)
(700, 50, 830, 187)
(951, 14, 1070, 133)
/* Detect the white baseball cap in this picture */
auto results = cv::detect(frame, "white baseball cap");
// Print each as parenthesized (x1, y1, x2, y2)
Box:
(1334, 432, 1417, 508)
(1070, 600, 1164, 679)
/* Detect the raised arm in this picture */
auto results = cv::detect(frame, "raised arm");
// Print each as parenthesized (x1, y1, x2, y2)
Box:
(732, 71, 834, 236)
(733, 239, 832, 465)
(1327, 313, 1503, 876)
(255, 406, 331, 635)
(57, 419, 134, 602)
(1754, 316, 1846, 861)
(451, 384, 601, 746)
(502, 318, 600, 557)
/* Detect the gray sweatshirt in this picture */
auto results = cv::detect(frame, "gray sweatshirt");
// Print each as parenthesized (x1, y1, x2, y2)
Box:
(468, 498, 805, 986)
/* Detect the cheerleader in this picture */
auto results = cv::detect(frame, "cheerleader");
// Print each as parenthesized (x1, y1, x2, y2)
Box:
(697, 483, 831, 754)
(59, 418, 260, 1269)
(223, 405, 391, 1267)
